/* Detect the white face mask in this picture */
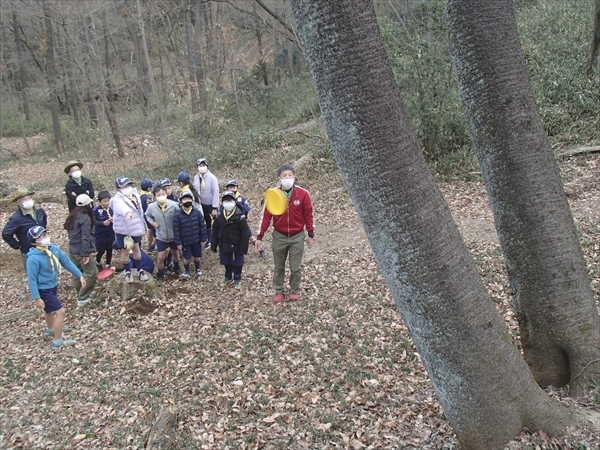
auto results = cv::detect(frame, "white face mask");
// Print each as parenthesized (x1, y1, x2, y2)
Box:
(121, 186, 133, 197)
(71, 170, 82, 179)
(156, 195, 167, 204)
(222, 201, 236, 212)
(280, 178, 294, 190)
(21, 199, 34, 209)
(40, 237, 51, 247)
(198, 166, 208, 174)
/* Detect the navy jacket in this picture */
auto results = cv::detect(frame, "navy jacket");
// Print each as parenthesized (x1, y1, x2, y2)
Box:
(211, 207, 252, 255)
(173, 207, 208, 246)
(65, 176, 94, 211)
(2, 207, 48, 254)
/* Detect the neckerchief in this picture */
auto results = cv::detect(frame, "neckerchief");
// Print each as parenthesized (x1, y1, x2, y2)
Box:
(182, 205, 193, 215)
(127, 194, 138, 209)
(198, 175, 206, 193)
(224, 209, 236, 221)
(233, 191, 240, 199)
(36, 246, 62, 273)
(158, 201, 168, 214)
(103, 207, 112, 220)
(283, 187, 294, 200)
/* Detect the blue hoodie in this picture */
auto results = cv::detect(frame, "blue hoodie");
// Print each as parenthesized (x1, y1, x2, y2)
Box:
(26, 244, 82, 300)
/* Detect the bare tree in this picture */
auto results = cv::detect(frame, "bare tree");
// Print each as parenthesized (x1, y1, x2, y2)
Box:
(446, 0, 600, 397)
(43, 0, 64, 154)
(289, 0, 599, 447)
(587, 0, 600, 76)
(13, 12, 31, 121)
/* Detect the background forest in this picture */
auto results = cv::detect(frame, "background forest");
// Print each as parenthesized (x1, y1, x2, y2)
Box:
(0, 0, 599, 449)
(1, 0, 598, 183)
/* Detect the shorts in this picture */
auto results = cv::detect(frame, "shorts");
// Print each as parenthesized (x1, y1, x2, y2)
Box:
(156, 239, 178, 252)
(181, 243, 202, 260)
(114, 233, 143, 249)
(39, 287, 62, 314)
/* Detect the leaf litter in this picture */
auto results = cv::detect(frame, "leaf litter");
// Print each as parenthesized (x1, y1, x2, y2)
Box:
(0, 150, 598, 449)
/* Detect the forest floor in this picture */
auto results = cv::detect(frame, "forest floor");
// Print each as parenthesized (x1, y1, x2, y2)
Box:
(0, 135, 599, 449)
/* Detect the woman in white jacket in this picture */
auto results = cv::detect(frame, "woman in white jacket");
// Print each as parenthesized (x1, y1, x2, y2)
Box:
(110, 177, 149, 282)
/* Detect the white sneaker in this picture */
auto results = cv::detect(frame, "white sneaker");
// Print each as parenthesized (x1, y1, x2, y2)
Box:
(138, 270, 149, 281)
(77, 298, 91, 307)
(124, 272, 133, 283)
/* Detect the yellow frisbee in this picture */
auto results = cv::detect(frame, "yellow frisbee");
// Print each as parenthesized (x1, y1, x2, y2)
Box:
(264, 188, 288, 215)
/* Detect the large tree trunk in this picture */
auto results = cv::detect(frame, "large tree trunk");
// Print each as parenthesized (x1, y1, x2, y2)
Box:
(290, 0, 584, 448)
(43, 1, 64, 155)
(13, 13, 31, 121)
(446, 0, 600, 398)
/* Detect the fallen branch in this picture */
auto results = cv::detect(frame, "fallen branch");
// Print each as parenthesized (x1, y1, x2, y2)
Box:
(557, 146, 600, 158)
(0, 308, 40, 324)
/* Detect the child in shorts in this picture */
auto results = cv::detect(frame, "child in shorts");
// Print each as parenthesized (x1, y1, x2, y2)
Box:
(26, 226, 86, 350)
(173, 191, 207, 280)
(93, 191, 115, 269)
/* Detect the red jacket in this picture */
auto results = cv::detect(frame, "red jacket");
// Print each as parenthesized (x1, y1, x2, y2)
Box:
(257, 185, 314, 240)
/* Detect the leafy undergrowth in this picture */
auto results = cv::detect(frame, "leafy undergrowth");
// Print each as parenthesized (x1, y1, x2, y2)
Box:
(0, 150, 599, 449)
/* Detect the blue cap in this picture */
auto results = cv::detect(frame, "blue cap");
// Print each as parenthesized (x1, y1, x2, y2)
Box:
(226, 179, 238, 187)
(177, 172, 190, 183)
(140, 178, 153, 190)
(28, 225, 47, 242)
(159, 177, 172, 187)
(115, 176, 133, 188)
(222, 190, 236, 200)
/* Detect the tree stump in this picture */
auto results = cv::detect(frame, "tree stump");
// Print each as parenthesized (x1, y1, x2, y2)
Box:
(102, 271, 161, 315)
(146, 407, 178, 450)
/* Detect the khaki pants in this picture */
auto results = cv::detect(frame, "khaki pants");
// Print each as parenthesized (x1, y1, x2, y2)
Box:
(271, 230, 305, 294)
(69, 252, 97, 300)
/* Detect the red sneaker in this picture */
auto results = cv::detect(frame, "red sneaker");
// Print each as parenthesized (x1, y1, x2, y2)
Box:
(288, 293, 300, 301)
(273, 293, 285, 304)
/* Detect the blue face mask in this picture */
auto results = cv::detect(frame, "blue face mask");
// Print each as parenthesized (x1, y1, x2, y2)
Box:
(223, 201, 236, 212)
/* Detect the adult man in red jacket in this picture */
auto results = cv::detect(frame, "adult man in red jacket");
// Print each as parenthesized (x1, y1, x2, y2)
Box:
(255, 164, 315, 303)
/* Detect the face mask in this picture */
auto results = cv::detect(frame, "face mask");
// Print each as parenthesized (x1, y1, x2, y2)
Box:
(198, 166, 208, 174)
(181, 202, 192, 208)
(21, 199, 34, 209)
(71, 170, 82, 179)
(280, 178, 294, 190)
(40, 237, 51, 247)
(222, 201, 236, 212)
(156, 195, 167, 204)
(121, 187, 133, 197)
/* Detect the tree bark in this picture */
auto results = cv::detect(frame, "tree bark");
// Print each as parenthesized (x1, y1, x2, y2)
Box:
(13, 13, 31, 121)
(185, 1, 201, 137)
(81, 16, 124, 157)
(290, 0, 582, 448)
(256, 27, 269, 86)
(446, 0, 600, 397)
(43, 1, 64, 155)
(587, 0, 600, 76)
(61, 23, 81, 127)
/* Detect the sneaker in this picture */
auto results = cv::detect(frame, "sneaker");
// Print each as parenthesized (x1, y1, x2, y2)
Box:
(147, 245, 157, 254)
(273, 293, 285, 304)
(156, 270, 165, 285)
(234, 281, 242, 291)
(259, 249, 268, 258)
(180, 272, 191, 280)
(77, 298, 92, 307)
(220, 278, 234, 287)
(44, 327, 70, 336)
(104, 264, 111, 269)
(95, 262, 103, 271)
(195, 270, 203, 277)
(288, 293, 300, 302)
(124, 272, 133, 283)
(174, 267, 183, 276)
(115, 266, 125, 273)
(138, 270, 149, 281)
(203, 242, 211, 250)
(51, 337, 76, 350)
(166, 264, 175, 274)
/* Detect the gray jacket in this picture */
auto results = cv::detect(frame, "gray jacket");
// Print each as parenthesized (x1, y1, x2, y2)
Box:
(67, 213, 96, 257)
(145, 200, 179, 243)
